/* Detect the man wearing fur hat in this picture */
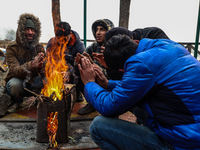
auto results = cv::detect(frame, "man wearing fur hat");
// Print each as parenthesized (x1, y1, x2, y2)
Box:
(5, 13, 45, 113)
(78, 19, 114, 115)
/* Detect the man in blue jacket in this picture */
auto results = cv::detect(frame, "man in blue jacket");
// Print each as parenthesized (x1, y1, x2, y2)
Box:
(78, 34, 200, 149)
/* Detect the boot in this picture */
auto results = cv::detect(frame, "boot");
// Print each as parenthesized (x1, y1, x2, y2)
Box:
(7, 102, 20, 113)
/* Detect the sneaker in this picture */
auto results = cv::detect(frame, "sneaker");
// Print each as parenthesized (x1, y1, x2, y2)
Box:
(7, 102, 20, 113)
(78, 103, 96, 115)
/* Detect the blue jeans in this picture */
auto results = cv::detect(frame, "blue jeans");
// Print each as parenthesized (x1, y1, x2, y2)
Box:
(6, 78, 26, 103)
(90, 116, 173, 150)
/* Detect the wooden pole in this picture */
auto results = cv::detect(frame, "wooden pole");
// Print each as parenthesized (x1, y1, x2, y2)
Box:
(52, 0, 61, 34)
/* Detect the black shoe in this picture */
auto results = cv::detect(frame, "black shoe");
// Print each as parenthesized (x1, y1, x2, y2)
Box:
(78, 103, 96, 115)
(76, 92, 84, 102)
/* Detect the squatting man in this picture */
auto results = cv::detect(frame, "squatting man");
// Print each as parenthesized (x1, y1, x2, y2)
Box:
(76, 34, 200, 150)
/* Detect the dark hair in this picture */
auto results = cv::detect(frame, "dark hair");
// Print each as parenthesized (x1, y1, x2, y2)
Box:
(132, 27, 169, 41)
(55, 22, 71, 37)
(105, 27, 133, 43)
(103, 34, 138, 70)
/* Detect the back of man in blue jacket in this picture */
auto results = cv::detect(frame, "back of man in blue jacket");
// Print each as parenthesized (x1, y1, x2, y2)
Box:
(78, 34, 200, 150)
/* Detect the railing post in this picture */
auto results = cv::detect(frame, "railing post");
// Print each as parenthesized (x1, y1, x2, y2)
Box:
(84, 0, 87, 47)
(194, 1, 200, 58)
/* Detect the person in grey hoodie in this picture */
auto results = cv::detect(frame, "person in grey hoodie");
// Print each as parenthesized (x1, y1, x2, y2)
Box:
(78, 19, 114, 115)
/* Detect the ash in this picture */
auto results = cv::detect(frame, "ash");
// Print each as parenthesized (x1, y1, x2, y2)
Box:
(0, 120, 97, 149)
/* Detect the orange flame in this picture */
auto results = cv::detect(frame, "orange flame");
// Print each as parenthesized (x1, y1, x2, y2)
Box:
(47, 112, 58, 148)
(41, 31, 69, 148)
(41, 36, 68, 100)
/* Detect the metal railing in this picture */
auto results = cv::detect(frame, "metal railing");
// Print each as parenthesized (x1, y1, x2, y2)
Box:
(0, 40, 199, 60)
(179, 42, 200, 60)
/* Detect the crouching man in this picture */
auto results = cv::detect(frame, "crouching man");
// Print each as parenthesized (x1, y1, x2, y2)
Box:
(78, 34, 200, 149)
(5, 13, 45, 113)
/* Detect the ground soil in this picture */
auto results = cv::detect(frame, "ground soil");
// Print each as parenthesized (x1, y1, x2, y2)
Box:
(0, 120, 98, 150)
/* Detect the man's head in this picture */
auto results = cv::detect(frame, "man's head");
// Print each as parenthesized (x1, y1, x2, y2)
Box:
(16, 13, 41, 48)
(25, 19, 35, 42)
(105, 27, 133, 44)
(92, 19, 114, 44)
(55, 22, 71, 42)
(103, 34, 138, 70)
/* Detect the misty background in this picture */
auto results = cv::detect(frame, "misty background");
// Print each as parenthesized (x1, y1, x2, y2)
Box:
(0, 0, 199, 45)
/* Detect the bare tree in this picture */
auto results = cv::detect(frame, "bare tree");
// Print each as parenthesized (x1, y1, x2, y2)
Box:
(119, 0, 131, 29)
(52, 0, 61, 34)
(5, 29, 16, 40)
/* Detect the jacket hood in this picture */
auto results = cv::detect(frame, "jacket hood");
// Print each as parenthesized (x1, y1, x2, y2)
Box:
(92, 19, 114, 39)
(67, 30, 81, 48)
(16, 13, 41, 49)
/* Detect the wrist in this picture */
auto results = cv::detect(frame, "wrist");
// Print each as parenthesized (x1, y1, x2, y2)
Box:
(84, 80, 95, 85)
(103, 79, 108, 89)
(29, 60, 35, 70)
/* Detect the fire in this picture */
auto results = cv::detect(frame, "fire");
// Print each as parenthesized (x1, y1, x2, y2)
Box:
(47, 112, 58, 148)
(41, 36, 68, 100)
(41, 31, 69, 147)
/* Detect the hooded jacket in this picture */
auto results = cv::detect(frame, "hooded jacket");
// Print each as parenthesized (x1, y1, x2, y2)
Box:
(47, 30, 85, 67)
(85, 19, 114, 76)
(5, 13, 44, 83)
(85, 19, 114, 58)
(46, 30, 85, 73)
(84, 39, 200, 149)
(64, 30, 85, 66)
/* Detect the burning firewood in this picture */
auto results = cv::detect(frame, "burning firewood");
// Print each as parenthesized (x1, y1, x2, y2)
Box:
(47, 111, 58, 148)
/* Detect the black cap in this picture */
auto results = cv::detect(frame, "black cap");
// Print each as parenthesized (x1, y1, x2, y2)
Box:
(25, 19, 35, 28)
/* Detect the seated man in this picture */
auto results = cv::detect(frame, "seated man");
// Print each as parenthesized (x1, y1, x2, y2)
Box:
(77, 19, 114, 115)
(78, 35, 200, 149)
(5, 13, 45, 113)
(46, 21, 85, 101)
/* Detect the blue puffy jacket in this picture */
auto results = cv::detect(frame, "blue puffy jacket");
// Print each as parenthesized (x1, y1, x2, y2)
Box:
(84, 38, 200, 149)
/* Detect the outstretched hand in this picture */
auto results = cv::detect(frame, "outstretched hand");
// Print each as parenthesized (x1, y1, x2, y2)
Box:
(61, 71, 71, 83)
(75, 52, 93, 65)
(31, 52, 44, 69)
(92, 52, 108, 68)
(78, 57, 96, 85)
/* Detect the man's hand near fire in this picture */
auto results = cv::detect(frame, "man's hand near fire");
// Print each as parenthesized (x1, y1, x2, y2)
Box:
(92, 52, 108, 68)
(61, 71, 71, 83)
(93, 63, 108, 89)
(31, 52, 44, 69)
(78, 57, 96, 85)
(75, 52, 93, 65)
